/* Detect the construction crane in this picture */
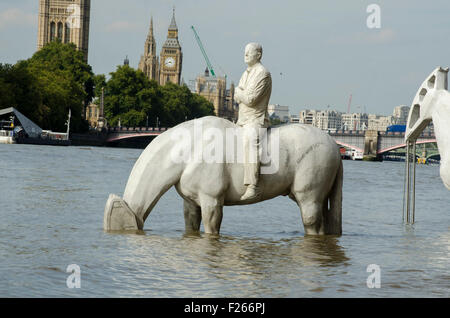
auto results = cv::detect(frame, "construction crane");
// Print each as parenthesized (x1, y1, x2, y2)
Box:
(191, 25, 216, 77)
(347, 94, 353, 113)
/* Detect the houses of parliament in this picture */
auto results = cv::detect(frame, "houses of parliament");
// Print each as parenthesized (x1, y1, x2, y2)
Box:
(138, 10, 236, 120)
(37, 0, 91, 62)
(37, 1, 236, 123)
(37, 0, 182, 86)
(138, 9, 183, 86)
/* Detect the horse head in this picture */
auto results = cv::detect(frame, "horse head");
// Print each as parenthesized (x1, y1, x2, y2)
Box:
(405, 67, 448, 141)
(405, 67, 450, 190)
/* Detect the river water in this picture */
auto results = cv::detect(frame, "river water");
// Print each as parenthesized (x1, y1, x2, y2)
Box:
(0, 144, 448, 297)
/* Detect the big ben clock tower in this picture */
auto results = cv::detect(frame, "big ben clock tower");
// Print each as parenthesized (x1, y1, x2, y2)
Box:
(159, 8, 182, 85)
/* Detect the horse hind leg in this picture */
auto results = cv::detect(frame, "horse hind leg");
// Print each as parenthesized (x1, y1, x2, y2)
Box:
(298, 198, 325, 235)
(183, 199, 202, 233)
(199, 194, 224, 235)
(323, 161, 343, 235)
(292, 190, 325, 235)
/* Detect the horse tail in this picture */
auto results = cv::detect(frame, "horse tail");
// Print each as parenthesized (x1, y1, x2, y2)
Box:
(325, 159, 343, 235)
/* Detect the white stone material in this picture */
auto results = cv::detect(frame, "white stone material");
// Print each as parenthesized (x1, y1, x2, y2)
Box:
(234, 43, 272, 198)
(405, 67, 450, 190)
(103, 194, 141, 231)
(235, 43, 272, 128)
(104, 117, 343, 236)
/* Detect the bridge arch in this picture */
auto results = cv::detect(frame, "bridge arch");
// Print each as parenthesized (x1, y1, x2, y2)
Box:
(106, 132, 162, 143)
(334, 140, 364, 153)
(377, 139, 437, 154)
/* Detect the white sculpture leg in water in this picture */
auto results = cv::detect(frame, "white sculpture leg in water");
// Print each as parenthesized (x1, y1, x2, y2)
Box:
(103, 117, 343, 236)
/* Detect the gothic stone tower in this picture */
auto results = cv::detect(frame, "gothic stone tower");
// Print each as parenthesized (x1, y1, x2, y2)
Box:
(37, 0, 91, 62)
(159, 8, 183, 86)
(138, 16, 159, 82)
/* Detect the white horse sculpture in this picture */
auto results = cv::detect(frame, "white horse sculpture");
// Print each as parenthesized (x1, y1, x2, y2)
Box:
(104, 116, 343, 236)
(405, 67, 450, 190)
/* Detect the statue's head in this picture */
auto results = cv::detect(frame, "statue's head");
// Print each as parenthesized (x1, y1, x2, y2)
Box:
(244, 43, 262, 67)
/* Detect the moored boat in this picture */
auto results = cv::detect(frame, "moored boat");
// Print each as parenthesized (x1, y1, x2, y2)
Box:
(0, 107, 71, 146)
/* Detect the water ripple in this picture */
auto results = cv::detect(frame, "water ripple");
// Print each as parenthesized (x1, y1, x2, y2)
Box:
(0, 145, 449, 297)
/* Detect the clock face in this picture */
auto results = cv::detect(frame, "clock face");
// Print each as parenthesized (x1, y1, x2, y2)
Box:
(165, 57, 175, 68)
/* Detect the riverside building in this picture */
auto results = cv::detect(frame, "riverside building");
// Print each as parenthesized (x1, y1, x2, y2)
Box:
(138, 9, 183, 85)
(37, 0, 91, 62)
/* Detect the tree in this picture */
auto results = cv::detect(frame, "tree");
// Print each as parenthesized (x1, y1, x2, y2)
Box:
(158, 82, 215, 127)
(103, 65, 154, 127)
(270, 117, 282, 126)
(159, 82, 191, 126)
(0, 63, 42, 123)
(103, 65, 214, 128)
(15, 41, 94, 132)
(93, 74, 106, 99)
(0, 64, 16, 108)
(26, 41, 95, 104)
(1, 42, 216, 134)
(138, 79, 163, 125)
(188, 88, 216, 120)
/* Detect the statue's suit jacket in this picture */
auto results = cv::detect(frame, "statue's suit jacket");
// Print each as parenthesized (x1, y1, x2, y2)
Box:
(236, 62, 272, 128)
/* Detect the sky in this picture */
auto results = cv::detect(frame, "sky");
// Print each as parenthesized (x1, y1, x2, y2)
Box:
(0, 0, 449, 116)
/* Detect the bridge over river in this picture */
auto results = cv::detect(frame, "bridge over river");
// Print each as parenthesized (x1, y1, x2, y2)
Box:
(106, 126, 168, 143)
(328, 130, 437, 159)
(72, 125, 438, 159)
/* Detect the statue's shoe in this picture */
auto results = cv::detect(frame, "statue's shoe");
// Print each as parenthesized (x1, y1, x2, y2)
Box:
(240, 185, 262, 202)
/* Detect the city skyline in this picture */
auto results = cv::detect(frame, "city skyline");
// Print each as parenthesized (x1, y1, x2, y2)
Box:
(269, 104, 412, 132)
(1, 0, 449, 116)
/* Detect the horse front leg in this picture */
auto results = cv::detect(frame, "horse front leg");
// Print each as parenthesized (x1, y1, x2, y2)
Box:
(183, 199, 202, 233)
(199, 195, 224, 235)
